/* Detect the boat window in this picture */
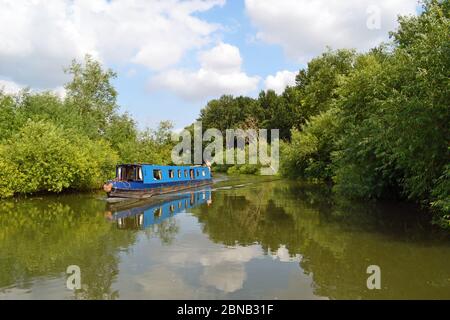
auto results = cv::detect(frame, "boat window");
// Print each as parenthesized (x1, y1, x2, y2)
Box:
(202, 170, 206, 177)
(168, 170, 174, 178)
(129, 168, 134, 180)
(154, 208, 162, 217)
(190, 169, 195, 179)
(153, 169, 162, 180)
(117, 165, 142, 181)
(169, 205, 175, 213)
(123, 168, 130, 180)
(178, 170, 181, 178)
(196, 170, 200, 177)
(184, 170, 188, 178)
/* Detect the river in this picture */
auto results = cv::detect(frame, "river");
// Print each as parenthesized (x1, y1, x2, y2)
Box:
(0, 175, 449, 299)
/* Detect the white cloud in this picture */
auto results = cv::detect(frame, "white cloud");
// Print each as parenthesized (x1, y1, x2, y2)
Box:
(52, 86, 67, 100)
(167, 242, 262, 267)
(201, 264, 246, 293)
(199, 42, 242, 73)
(0, 79, 24, 95)
(0, 0, 224, 89)
(150, 43, 260, 101)
(0, 78, 66, 98)
(245, 0, 417, 62)
(165, 241, 262, 293)
(264, 70, 297, 94)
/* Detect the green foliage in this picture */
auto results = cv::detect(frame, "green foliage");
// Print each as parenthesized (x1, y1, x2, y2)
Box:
(295, 48, 356, 118)
(104, 113, 138, 151)
(258, 89, 302, 140)
(198, 90, 302, 141)
(227, 164, 260, 175)
(334, 0, 449, 209)
(331, 52, 397, 199)
(280, 108, 339, 180)
(64, 54, 118, 137)
(431, 162, 450, 228)
(211, 164, 233, 173)
(199, 95, 258, 132)
(0, 55, 175, 198)
(0, 93, 24, 141)
(0, 120, 117, 196)
(0, 195, 137, 299)
(194, 1, 450, 227)
(120, 121, 175, 165)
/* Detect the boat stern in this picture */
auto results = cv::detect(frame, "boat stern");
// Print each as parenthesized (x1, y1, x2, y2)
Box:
(103, 182, 113, 194)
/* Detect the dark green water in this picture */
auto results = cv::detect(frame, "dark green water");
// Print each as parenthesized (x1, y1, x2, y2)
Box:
(1, 175, 449, 299)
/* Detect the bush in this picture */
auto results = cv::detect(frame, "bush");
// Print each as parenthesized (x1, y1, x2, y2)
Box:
(280, 108, 338, 180)
(431, 163, 450, 228)
(0, 120, 117, 197)
(227, 164, 260, 175)
(333, 1, 449, 205)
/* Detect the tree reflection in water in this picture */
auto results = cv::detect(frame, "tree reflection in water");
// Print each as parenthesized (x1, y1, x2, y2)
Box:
(0, 178, 449, 299)
(0, 194, 136, 299)
(190, 178, 450, 299)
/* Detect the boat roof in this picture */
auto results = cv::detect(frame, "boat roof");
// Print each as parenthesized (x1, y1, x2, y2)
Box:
(116, 163, 205, 167)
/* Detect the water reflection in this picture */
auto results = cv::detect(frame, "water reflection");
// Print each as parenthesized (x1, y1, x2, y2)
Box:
(107, 188, 212, 230)
(0, 177, 449, 299)
(0, 195, 136, 299)
(191, 179, 450, 299)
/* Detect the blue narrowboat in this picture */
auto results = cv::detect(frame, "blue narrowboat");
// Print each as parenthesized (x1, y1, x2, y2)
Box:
(103, 164, 213, 199)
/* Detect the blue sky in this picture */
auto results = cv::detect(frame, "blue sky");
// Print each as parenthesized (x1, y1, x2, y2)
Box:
(113, 0, 299, 130)
(0, 0, 419, 130)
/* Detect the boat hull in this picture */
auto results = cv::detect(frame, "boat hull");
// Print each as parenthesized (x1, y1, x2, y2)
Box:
(105, 179, 212, 199)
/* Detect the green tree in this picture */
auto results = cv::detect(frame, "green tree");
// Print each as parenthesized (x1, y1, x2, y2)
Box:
(257, 89, 299, 140)
(295, 48, 356, 118)
(64, 54, 118, 137)
(333, 0, 450, 225)
(198, 95, 257, 132)
(280, 108, 339, 180)
(0, 92, 22, 141)
(104, 112, 138, 160)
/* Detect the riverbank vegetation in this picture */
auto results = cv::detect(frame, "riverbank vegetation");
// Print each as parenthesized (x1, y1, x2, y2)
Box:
(195, 1, 449, 227)
(0, 56, 174, 197)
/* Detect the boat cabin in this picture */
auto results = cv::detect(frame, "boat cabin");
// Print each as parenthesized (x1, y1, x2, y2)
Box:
(114, 164, 211, 184)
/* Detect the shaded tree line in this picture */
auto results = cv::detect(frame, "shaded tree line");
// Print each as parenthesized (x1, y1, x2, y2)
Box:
(194, 1, 449, 227)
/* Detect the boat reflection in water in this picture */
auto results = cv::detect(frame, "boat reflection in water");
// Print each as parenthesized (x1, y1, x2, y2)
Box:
(105, 187, 212, 230)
